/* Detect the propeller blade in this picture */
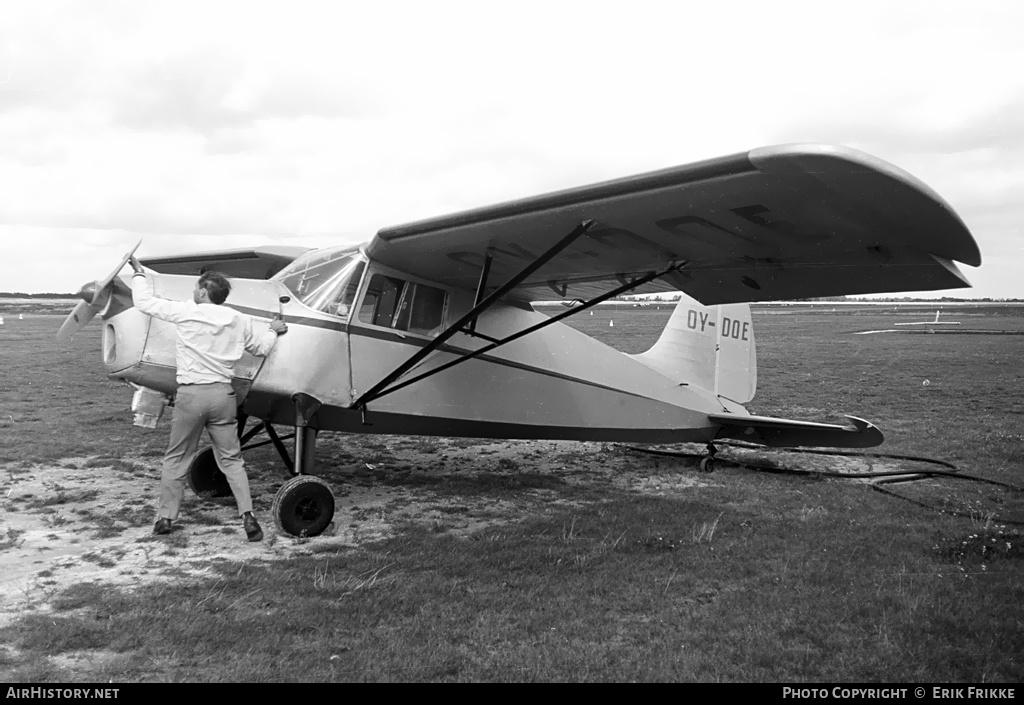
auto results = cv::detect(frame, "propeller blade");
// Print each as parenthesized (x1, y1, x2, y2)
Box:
(56, 300, 100, 343)
(55, 239, 144, 342)
(92, 239, 143, 304)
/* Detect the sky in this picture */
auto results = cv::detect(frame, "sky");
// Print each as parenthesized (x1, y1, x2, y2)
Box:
(1, 0, 1021, 297)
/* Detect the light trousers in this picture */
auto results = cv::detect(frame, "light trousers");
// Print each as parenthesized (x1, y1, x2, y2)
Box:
(157, 382, 253, 520)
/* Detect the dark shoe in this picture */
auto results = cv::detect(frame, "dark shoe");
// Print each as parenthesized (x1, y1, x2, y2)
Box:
(243, 512, 263, 542)
(154, 518, 172, 535)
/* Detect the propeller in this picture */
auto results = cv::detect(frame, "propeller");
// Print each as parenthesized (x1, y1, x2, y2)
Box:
(56, 240, 142, 343)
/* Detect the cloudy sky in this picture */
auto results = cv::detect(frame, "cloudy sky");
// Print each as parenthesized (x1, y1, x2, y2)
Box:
(1, 0, 1021, 297)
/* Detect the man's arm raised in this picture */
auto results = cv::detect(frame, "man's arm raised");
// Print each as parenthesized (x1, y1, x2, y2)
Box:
(129, 256, 190, 323)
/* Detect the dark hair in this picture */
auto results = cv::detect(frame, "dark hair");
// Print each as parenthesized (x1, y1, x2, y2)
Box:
(198, 271, 232, 305)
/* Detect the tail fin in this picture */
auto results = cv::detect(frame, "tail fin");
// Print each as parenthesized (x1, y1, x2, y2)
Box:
(632, 295, 757, 404)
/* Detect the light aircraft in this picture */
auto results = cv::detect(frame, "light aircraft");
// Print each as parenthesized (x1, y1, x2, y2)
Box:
(855, 308, 965, 335)
(56, 144, 981, 537)
(894, 309, 961, 331)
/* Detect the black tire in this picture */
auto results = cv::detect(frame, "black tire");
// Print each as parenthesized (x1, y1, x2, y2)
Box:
(699, 457, 715, 473)
(187, 448, 232, 497)
(272, 476, 335, 537)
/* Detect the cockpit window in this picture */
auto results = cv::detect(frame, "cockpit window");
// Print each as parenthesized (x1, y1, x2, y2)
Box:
(358, 273, 448, 336)
(394, 283, 447, 334)
(273, 247, 365, 318)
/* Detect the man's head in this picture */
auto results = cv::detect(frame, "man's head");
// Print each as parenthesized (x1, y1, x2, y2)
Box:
(194, 271, 231, 305)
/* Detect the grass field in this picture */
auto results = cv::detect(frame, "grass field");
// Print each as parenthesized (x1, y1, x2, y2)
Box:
(0, 305, 1022, 682)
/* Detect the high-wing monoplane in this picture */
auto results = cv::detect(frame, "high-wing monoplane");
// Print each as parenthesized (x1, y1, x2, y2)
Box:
(895, 309, 962, 330)
(56, 144, 981, 537)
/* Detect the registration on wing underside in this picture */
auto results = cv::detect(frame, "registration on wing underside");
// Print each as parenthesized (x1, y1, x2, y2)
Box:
(367, 144, 978, 305)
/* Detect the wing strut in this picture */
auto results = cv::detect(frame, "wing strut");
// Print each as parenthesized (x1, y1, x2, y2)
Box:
(351, 219, 596, 410)
(353, 258, 687, 409)
(466, 253, 493, 335)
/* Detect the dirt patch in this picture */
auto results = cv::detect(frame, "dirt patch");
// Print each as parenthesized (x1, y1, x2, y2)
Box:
(0, 439, 715, 628)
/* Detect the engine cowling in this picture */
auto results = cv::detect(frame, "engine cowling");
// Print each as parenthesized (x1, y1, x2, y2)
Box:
(103, 273, 290, 403)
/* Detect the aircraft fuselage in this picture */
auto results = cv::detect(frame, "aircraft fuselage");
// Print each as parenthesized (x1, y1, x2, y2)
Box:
(103, 261, 730, 444)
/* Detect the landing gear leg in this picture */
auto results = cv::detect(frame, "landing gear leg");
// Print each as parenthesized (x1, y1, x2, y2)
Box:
(291, 392, 321, 476)
(293, 426, 318, 476)
(699, 442, 718, 473)
(270, 393, 336, 537)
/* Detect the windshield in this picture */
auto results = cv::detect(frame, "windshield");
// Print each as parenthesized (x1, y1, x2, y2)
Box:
(273, 246, 365, 316)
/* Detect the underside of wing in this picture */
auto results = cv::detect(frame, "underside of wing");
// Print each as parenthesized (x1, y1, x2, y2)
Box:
(367, 144, 981, 304)
(140, 246, 312, 280)
(709, 413, 884, 449)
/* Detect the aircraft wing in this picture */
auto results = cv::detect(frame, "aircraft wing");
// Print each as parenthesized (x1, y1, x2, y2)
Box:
(140, 245, 312, 280)
(367, 144, 981, 304)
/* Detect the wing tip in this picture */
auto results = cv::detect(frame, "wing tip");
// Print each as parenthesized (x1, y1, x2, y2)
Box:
(748, 143, 982, 269)
(748, 143, 891, 173)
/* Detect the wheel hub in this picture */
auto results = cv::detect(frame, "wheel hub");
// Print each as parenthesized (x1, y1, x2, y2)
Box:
(294, 497, 321, 522)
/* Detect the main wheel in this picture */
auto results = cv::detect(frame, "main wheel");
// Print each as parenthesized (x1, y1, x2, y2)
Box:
(187, 448, 232, 497)
(272, 475, 335, 537)
(699, 456, 716, 473)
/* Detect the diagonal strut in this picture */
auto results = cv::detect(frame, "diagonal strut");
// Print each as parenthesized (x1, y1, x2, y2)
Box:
(351, 219, 595, 409)
(357, 260, 686, 406)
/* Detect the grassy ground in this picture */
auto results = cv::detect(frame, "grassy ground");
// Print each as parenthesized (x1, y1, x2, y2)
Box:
(0, 308, 1022, 682)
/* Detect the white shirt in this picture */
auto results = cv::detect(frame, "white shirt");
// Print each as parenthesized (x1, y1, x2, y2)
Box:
(131, 273, 278, 385)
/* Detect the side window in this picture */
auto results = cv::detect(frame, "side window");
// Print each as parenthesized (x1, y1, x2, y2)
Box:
(359, 274, 405, 327)
(358, 274, 447, 335)
(394, 283, 447, 335)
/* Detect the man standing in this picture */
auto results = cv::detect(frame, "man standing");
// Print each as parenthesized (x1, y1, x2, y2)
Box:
(129, 256, 288, 541)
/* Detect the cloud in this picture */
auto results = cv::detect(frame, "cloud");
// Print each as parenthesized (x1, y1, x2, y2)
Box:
(0, 1, 1020, 298)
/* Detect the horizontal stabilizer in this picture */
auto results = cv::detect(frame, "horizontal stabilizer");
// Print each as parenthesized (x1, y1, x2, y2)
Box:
(709, 413, 883, 449)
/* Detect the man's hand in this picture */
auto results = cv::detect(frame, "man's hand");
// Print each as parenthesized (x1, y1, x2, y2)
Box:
(270, 319, 288, 336)
(129, 255, 145, 274)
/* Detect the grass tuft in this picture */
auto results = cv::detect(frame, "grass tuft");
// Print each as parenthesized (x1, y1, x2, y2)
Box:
(692, 512, 723, 544)
(0, 526, 26, 549)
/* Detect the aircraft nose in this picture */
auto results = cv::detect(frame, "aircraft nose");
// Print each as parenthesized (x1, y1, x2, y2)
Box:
(99, 307, 176, 395)
(100, 308, 147, 375)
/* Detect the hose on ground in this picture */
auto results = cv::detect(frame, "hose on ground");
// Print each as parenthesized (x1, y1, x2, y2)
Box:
(621, 441, 1024, 526)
